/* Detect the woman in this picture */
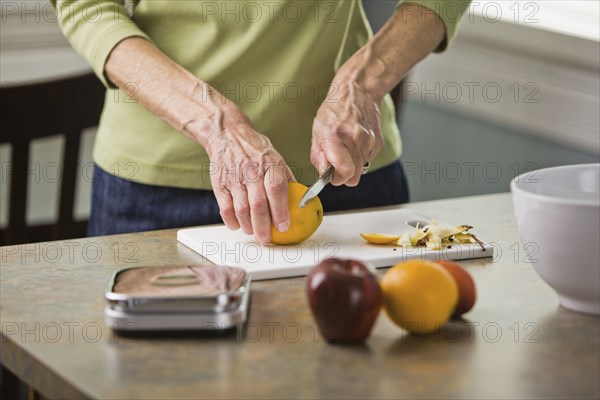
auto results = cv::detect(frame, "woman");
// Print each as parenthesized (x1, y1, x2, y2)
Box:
(53, 0, 468, 243)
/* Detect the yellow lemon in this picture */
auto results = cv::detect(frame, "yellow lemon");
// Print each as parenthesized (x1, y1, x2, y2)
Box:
(381, 260, 458, 334)
(271, 182, 323, 245)
(360, 233, 401, 245)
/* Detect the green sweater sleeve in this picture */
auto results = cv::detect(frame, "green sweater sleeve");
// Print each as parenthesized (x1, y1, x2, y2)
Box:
(398, 0, 471, 51)
(51, 0, 150, 88)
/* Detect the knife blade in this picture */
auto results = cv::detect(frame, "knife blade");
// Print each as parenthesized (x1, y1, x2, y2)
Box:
(298, 165, 334, 208)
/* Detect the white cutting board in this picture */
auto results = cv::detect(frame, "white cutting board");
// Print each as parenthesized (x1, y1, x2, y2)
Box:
(177, 208, 493, 281)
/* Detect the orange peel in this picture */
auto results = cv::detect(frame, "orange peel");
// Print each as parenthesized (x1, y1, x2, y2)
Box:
(360, 233, 401, 245)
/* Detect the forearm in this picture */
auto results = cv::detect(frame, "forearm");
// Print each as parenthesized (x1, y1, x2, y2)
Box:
(104, 37, 238, 148)
(336, 2, 446, 99)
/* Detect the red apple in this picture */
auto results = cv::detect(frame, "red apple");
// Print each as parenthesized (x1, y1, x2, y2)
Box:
(436, 260, 477, 317)
(306, 258, 382, 343)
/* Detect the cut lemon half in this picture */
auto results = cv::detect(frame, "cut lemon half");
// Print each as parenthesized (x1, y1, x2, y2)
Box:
(360, 233, 401, 245)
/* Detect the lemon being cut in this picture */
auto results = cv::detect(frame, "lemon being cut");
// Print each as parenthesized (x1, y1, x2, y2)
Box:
(360, 233, 400, 245)
(271, 182, 323, 245)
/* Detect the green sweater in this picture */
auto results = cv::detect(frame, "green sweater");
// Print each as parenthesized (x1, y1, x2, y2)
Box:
(53, 0, 467, 189)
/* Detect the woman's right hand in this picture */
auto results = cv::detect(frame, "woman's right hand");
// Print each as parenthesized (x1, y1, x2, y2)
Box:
(189, 102, 294, 244)
(104, 38, 293, 244)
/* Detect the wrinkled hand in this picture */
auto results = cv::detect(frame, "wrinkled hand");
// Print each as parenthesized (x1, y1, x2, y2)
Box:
(311, 79, 383, 186)
(202, 108, 294, 244)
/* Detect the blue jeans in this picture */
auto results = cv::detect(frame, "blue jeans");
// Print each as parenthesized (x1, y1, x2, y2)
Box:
(87, 161, 409, 236)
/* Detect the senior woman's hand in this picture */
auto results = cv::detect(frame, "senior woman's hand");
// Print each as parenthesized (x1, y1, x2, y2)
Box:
(105, 38, 293, 243)
(311, 76, 383, 187)
(310, 3, 446, 185)
(197, 105, 295, 243)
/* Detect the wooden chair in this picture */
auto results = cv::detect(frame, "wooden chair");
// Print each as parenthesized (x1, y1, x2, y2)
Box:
(0, 73, 105, 245)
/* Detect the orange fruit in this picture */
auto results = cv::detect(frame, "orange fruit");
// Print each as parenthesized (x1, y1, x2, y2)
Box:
(271, 182, 323, 245)
(381, 260, 458, 334)
(360, 233, 401, 245)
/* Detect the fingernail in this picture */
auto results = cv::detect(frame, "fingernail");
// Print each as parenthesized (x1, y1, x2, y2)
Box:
(277, 222, 290, 232)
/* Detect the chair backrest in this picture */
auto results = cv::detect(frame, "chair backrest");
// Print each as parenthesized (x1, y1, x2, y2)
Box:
(1, 73, 105, 245)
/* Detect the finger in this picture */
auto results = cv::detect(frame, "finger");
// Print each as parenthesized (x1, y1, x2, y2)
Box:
(213, 185, 240, 230)
(264, 173, 289, 235)
(346, 128, 370, 187)
(284, 164, 297, 183)
(247, 181, 272, 244)
(346, 157, 365, 187)
(310, 138, 330, 176)
(230, 185, 253, 235)
(263, 159, 296, 184)
(362, 126, 381, 161)
(319, 138, 357, 185)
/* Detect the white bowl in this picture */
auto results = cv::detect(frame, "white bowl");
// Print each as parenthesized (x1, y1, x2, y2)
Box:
(511, 163, 600, 315)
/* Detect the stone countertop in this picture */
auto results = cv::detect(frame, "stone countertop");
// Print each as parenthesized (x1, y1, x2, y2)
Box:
(1, 193, 599, 399)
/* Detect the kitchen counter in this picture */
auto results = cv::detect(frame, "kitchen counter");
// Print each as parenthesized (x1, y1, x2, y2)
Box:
(1, 193, 599, 399)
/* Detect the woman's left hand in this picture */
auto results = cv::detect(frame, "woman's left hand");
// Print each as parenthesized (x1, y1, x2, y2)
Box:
(310, 76, 383, 187)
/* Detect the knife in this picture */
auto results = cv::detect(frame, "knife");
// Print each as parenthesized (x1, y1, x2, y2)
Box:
(298, 165, 335, 208)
